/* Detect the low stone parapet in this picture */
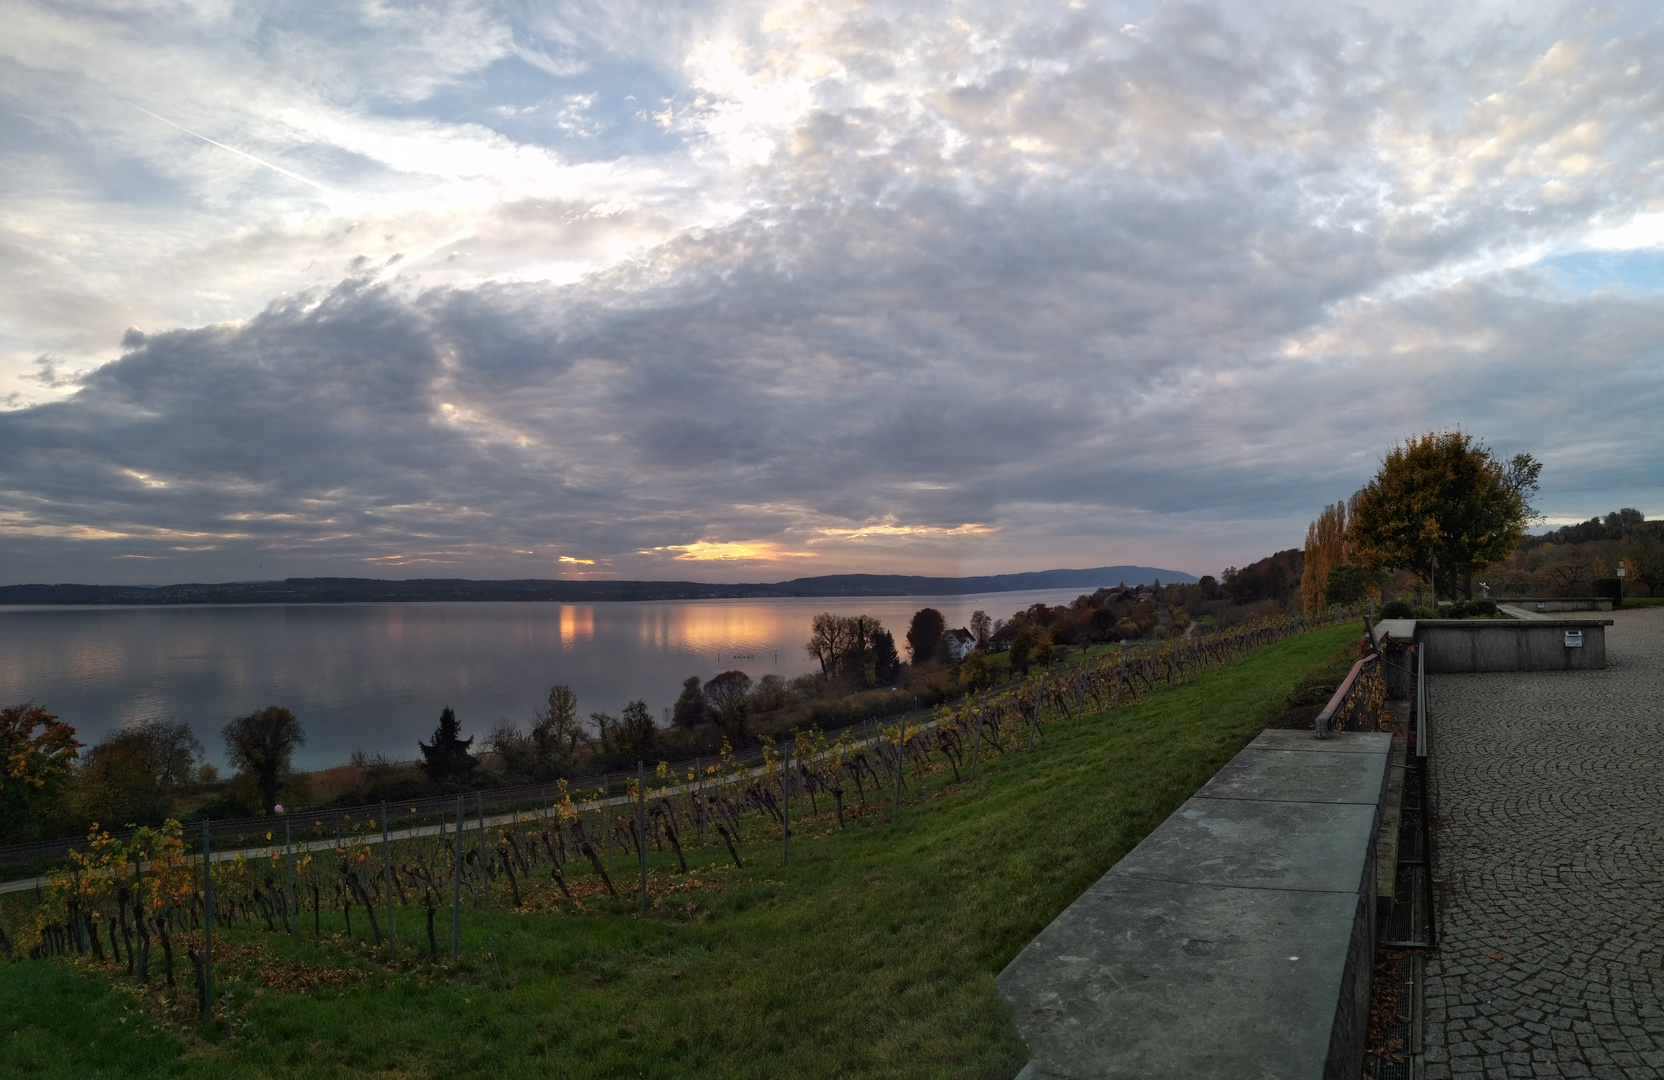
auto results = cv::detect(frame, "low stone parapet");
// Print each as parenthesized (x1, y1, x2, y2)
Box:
(1494, 596, 1613, 612)
(998, 729, 1392, 1080)
(1419, 618, 1611, 671)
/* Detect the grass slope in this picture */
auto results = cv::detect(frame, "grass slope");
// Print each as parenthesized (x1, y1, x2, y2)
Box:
(1, 622, 1364, 1080)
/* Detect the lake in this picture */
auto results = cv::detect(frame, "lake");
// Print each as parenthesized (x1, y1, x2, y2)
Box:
(0, 587, 1098, 770)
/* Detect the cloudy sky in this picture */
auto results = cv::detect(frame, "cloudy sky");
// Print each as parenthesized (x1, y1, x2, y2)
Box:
(2, 0, 1662, 586)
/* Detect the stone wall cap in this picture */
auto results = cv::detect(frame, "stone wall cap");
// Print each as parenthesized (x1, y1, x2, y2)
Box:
(1249, 729, 1392, 755)
(1419, 617, 1613, 627)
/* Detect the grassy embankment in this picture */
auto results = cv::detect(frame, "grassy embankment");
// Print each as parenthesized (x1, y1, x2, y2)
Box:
(0, 622, 1364, 1080)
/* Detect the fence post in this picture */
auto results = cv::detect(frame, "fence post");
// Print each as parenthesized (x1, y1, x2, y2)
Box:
(381, 800, 395, 956)
(284, 816, 296, 934)
(1416, 644, 1436, 947)
(636, 762, 648, 916)
(782, 740, 791, 867)
(696, 755, 706, 840)
(451, 795, 462, 961)
(201, 820, 214, 1021)
(892, 717, 905, 818)
(1027, 677, 1044, 749)
(477, 792, 489, 904)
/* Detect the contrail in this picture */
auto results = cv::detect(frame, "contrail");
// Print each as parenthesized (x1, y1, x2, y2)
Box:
(120, 99, 341, 196)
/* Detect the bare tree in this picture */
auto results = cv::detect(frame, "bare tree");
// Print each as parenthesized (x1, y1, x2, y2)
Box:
(804, 613, 886, 677)
(804, 613, 852, 676)
(486, 721, 537, 777)
(594, 701, 657, 760)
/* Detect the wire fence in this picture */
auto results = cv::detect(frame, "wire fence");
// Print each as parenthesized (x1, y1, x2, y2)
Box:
(5, 609, 1349, 1019)
(2, 613, 1335, 880)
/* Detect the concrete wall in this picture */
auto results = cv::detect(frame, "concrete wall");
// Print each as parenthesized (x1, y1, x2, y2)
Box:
(1495, 597, 1613, 612)
(1419, 620, 1610, 672)
(997, 730, 1392, 1080)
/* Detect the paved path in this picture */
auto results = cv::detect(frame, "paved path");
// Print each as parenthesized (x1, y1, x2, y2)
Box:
(1423, 606, 1664, 1080)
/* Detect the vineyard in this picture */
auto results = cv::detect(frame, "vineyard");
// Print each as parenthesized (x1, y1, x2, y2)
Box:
(0, 616, 1361, 1080)
(0, 612, 1338, 878)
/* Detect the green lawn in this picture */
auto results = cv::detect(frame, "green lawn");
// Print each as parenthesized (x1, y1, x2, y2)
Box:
(1, 622, 1363, 1080)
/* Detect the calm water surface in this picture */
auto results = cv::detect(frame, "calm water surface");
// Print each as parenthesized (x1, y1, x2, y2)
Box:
(0, 588, 1096, 769)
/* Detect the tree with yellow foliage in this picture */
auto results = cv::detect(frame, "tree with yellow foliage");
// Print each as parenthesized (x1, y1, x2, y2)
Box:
(1351, 431, 1540, 600)
(1301, 499, 1354, 612)
(1, 703, 82, 842)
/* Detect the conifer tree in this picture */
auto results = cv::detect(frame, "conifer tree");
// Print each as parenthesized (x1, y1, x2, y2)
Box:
(419, 706, 475, 783)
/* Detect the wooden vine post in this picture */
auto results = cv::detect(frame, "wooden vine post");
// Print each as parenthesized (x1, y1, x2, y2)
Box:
(451, 794, 462, 960)
(1027, 677, 1044, 749)
(969, 689, 986, 781)
(781, 740, 791, 867)
(477, 792, 489, 903)
(381, 800, 395, 956)
(201, 820, 214, 1021)
(892, 716, 905, 818)
(695, 756, 707, 841)
(284, 816, 297, 934)
(636, 762, 648, 915)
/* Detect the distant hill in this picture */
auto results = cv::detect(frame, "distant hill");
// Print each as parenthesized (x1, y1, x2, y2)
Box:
(773, 567, 1196, 596)
(0, 566, 1195, 606)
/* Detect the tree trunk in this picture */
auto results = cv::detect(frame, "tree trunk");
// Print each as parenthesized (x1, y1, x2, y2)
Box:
(579, 842, 619, 900)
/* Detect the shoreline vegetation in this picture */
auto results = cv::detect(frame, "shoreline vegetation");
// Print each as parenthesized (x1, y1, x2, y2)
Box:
(3, 579, 1255, 859)
(9, 494, 1658, 860)
(0, 621, 1364, 1080)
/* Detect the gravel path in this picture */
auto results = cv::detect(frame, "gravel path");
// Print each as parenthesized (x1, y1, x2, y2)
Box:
(1422, 606, 1664, 1080)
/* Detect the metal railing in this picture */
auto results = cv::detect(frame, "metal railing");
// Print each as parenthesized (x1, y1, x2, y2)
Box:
(1383, 643, 1438, 950)
(1315, 619, 1437, 949)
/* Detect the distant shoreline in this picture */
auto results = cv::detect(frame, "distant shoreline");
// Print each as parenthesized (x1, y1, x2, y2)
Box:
(0, 566, 1198, 606)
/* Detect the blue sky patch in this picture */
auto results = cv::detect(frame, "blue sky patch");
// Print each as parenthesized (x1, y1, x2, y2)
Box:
(1538, 249, 1664, 294)
(376, 53, 684, 163)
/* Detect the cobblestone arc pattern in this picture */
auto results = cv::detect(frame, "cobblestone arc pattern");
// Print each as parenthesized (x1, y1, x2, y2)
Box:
(1422, 607, 1664, 1080)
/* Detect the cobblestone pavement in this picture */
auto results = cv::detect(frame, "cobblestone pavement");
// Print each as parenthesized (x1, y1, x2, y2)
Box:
(1422, 607, 1664, 1080)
